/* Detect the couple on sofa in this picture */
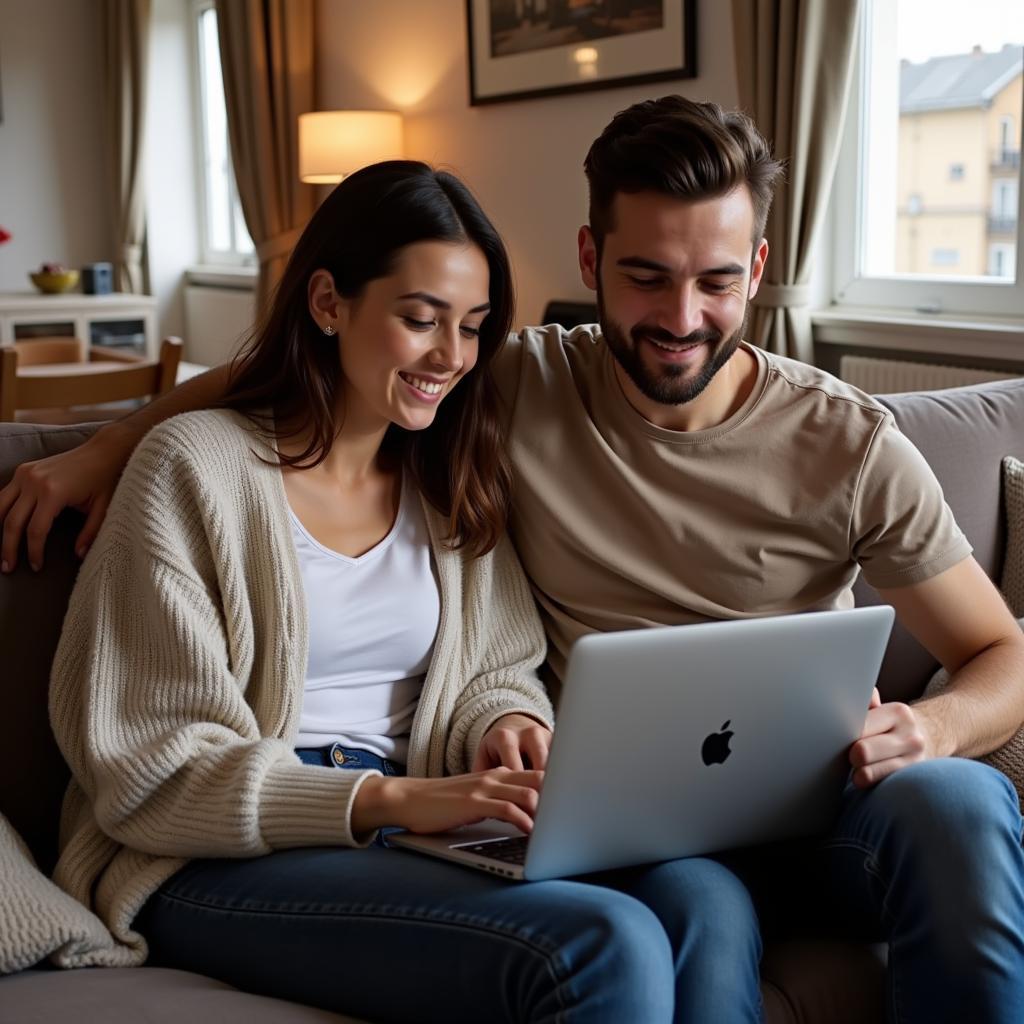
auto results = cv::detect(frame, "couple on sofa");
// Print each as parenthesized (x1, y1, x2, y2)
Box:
(2, 96, 1022, 1023)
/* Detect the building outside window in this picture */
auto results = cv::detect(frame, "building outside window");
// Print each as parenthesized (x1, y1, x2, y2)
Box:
(831, 0, 1023, 317)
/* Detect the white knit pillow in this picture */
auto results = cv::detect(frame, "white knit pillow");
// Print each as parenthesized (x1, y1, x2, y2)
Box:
(1002, 456, 1024, 616)
(0, 814, 116, 974)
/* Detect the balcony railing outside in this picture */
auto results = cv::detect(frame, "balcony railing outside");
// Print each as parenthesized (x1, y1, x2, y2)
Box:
(992, 148, 1021, 172)
(988, 215, 1018, 235)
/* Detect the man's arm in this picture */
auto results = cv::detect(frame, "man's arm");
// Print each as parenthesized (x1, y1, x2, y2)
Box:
(850, 556, 1024, 787)
(0, 363, 232, 572)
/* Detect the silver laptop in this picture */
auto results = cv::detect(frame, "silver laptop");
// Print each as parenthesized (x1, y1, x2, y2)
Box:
(388, 606, 895, 880)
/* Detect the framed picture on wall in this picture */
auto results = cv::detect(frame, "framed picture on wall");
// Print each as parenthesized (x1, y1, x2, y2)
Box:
(466, 1, 696, 106)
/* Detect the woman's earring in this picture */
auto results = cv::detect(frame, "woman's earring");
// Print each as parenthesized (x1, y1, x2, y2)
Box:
(323, 324, 336, 336)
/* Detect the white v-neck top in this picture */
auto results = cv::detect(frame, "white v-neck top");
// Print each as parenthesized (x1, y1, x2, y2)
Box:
(290, 478, 440, 762)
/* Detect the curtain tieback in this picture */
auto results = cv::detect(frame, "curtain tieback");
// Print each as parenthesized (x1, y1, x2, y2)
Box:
(256, 229, 302, 263)
(121, 243, 143, 267)
(754, 283, 810, 308)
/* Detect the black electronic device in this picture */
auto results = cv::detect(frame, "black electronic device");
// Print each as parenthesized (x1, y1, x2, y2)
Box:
(82, 262, 113, 295)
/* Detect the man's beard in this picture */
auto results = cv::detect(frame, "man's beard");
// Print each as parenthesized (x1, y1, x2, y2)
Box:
(597, 285, 748, 407)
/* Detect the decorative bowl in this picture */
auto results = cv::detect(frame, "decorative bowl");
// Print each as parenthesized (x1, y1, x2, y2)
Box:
(29, 269, 80, 294)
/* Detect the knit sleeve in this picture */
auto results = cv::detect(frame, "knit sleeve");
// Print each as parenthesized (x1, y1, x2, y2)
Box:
(445, 532, 554, 774)
(49, 418, 379, 858)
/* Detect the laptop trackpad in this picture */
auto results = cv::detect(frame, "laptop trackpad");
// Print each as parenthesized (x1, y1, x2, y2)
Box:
(447, 821, 525, 849)
(388, 819, 524, 855)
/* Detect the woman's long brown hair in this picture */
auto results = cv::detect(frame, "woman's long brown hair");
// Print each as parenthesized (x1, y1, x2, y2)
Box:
(221, 161, 515, 557)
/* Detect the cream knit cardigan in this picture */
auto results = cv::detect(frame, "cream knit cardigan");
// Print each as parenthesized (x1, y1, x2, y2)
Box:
(48, 410, 553, 968)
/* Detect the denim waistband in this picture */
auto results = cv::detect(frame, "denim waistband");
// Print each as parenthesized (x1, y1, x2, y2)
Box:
(295, 742, 406, 777)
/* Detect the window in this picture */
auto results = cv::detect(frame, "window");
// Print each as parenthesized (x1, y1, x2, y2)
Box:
(930, 247, 961, 266)
(831, 0, 1024, 317)
(990, 242, 1015, 276)
(192, 1, 254, 266)
(992, 179, 1018, 219)
(1000, 114, 1014, 153)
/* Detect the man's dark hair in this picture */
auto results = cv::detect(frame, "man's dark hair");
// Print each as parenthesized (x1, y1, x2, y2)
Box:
(584, 95, 784, 248)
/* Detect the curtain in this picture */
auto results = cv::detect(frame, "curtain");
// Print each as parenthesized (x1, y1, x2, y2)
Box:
(103, 0, 151, 295)
(732, 0, 861, 361)
(214, 0, 315, 314)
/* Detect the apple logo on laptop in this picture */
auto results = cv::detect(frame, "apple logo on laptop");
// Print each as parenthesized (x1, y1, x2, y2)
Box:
(701, 721, 734, 766)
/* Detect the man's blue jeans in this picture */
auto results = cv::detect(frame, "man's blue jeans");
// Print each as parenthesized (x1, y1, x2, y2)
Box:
(135, 756, 1024, 1023)
(729, 758, 1024, 1024)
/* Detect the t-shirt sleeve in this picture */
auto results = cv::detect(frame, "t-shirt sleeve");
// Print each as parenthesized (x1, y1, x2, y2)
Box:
(491, 330, 525, 430)
(850, 413, 972, 588)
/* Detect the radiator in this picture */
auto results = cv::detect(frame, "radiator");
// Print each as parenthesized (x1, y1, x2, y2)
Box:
(184, 283, 255, 368)
(838, 355, 1020, 394)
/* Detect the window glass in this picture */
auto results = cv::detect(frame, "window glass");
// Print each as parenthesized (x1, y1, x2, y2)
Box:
(861, 0, 1022, 281)
(195, 4, 254, 264)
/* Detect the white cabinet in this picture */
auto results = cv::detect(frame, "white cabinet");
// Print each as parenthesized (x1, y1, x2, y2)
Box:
(0, 292, 159, 358)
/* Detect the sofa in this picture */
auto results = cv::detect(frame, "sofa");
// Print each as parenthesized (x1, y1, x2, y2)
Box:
(2, 374, 1023, 1023)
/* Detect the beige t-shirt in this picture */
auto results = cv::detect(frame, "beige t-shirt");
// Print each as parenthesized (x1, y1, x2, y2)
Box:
(494, 324, 972, 681)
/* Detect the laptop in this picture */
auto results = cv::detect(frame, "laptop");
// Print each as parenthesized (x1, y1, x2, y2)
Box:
(388, 605, 895, 880)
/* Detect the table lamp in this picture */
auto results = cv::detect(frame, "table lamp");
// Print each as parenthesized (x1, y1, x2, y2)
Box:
(298, 110, 404, 183)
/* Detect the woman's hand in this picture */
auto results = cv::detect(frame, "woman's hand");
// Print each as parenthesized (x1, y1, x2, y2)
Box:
(472, 714, 553, 772)
(352, 767, 544, 836)
(0, 427, 132, 572)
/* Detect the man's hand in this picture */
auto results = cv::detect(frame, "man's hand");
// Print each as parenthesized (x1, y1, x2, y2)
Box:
(472, 714, 553, 772)
(849, 687, 935, 788)
(0, 363, 233, 574)
(0, 429, 132, 573)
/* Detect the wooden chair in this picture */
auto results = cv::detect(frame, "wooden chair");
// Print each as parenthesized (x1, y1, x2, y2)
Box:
(0, 337, 183, 423)
(12, 337, 89, 367)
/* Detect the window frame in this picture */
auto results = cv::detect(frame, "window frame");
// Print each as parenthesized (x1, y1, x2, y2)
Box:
(829, 0, 1024, 318)
(190, 0, 256, 269)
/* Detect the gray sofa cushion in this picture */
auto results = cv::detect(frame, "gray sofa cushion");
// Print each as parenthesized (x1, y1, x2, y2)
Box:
(0, 422, 103, 872)
(925, 616, 1024, 800)
(853, 378, 1024, 702)
(0, 967, 359, 1024)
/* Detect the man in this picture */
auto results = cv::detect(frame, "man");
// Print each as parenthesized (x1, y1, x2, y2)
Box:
(4, 96, 1024, 1021)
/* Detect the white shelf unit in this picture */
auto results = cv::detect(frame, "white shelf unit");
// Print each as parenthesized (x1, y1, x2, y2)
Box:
(0, 292, 159, 358)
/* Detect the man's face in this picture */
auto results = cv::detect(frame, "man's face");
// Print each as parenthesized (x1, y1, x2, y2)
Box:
(578, 188, 768, 408)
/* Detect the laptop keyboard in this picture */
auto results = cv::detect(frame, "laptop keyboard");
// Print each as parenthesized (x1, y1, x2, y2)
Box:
(456, 835, 530, 865)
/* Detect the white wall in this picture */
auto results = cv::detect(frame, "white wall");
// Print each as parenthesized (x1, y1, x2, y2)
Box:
(0, 0, 111, 292)
(315, 0, 738, 326)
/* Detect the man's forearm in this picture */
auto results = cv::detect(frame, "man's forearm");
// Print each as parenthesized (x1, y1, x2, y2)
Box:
(915, 635, 1024, 759)
(98, 363, 234, 453)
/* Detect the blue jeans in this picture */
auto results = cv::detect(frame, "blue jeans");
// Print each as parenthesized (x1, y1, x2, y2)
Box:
(135, 756, 1023, 1023)
(136, 743, 759, 1022)
(295, 742, 407, 776)
(726, 758, 1024, 1024)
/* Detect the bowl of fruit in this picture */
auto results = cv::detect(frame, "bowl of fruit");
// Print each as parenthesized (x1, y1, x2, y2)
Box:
(29, 263, 80, 294)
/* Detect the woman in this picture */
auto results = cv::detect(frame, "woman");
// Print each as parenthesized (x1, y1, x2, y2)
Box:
(48, 162, 681, 1022)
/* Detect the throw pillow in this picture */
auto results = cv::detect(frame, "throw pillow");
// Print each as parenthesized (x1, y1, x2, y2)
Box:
(0, 813, 116, 974)
(924, 616, 1024, 803)
(1002, 456, 1024, 616)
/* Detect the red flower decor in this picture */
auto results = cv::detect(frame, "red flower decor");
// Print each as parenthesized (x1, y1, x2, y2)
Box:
(0, 227, 11, 245)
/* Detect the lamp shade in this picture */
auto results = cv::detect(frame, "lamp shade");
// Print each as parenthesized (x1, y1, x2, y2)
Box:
(298, 110, 404, 184)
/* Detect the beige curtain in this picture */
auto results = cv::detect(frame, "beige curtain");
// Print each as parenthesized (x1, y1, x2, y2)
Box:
(214, 0, 315, 314)
(103, 0, 151, 295)
(733, 0, 860, 361)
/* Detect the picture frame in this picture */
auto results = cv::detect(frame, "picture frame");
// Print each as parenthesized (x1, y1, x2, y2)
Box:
(466, 1, 696, 106)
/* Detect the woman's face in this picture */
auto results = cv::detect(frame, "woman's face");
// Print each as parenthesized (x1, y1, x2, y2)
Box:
(310, 240, 491, 433)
